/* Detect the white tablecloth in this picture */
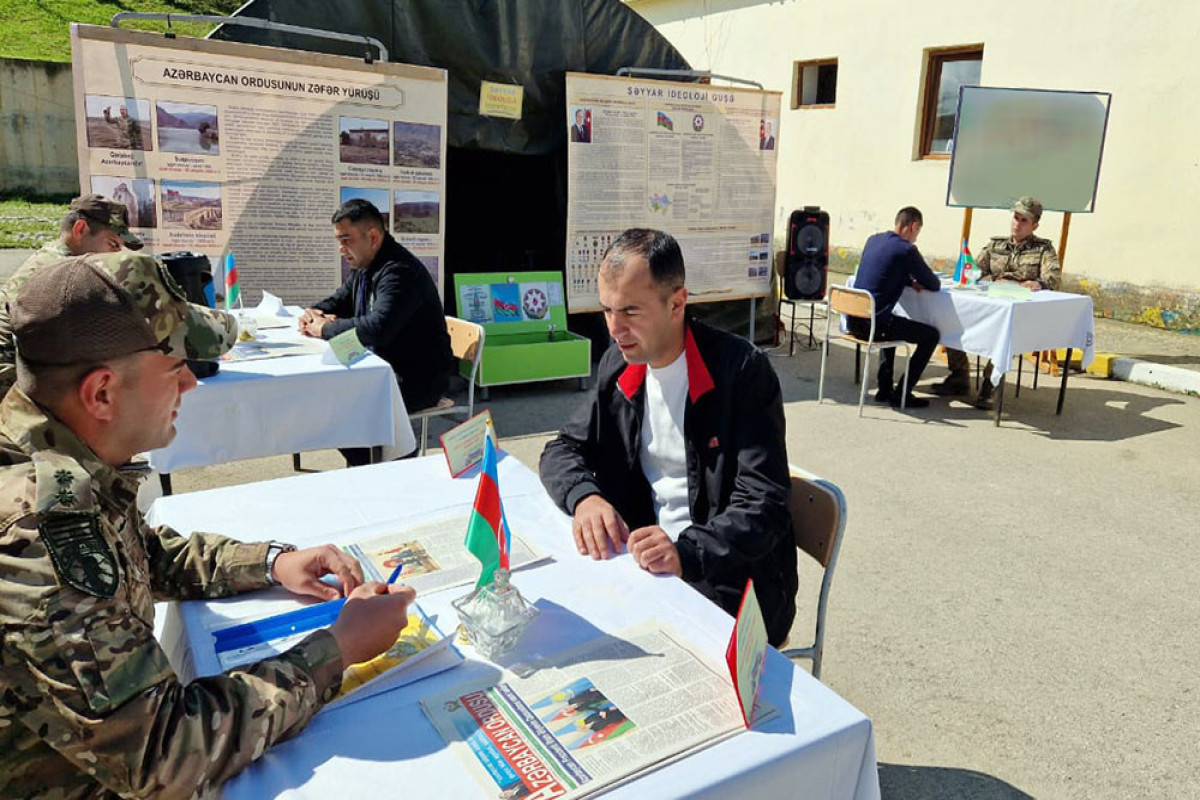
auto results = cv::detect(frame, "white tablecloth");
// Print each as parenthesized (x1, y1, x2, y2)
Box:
(895, 286, 1095, 386)
(146, 326, 415, 472)
(148, 456, 880, 800)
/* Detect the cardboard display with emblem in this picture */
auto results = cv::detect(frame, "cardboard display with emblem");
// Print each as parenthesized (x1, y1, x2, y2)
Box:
(454, 271, 590, 396)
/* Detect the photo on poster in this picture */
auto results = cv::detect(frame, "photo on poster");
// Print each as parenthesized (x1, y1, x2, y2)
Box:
(90, 176, 157, 228)
(529, 677, 636, 751)
(459, 284, 492, 324)
(156, 101, 219, 155)
(570, 107, 592, 143)
(161, 180, 223, 230)
(393, 121, 441, 169)
(518, 282, 549, 320)
(339, 117, 390, 165)
(418, 255, 439, 285)
(394, 190, 440, 234)
(490, 283, 522, 323)
(759, 118, 777, 151)
(84, 95, 153, 152)
(340, 186, 392, 230)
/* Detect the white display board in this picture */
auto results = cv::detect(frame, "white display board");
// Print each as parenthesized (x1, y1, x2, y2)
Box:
(70, 24, 448, 305)
(564, 73, 781, 312)
(947, 86, 1111, 213)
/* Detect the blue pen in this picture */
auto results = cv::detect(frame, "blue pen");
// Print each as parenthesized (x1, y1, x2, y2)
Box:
(387, 564, 404, 585)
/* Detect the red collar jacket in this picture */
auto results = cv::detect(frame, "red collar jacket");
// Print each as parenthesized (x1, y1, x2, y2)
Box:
(539, 319, 796, 645)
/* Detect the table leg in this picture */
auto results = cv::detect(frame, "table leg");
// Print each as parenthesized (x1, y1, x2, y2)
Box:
(1056, 348, 1073, 415)
(1016, 353, 1023, 398)
(808, 303, 816, 347)
(292, 453, 302, 471)
(160, 473, 173, 496)
(993, 375, 1005, 427)
(370, 445, 383, 464)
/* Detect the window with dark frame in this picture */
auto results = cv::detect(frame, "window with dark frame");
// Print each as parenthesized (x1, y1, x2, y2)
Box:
(920, 46, 983, 158)
(792, 58, 838, 108)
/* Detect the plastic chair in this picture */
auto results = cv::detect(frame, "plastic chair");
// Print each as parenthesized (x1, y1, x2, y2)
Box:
(409, 316, 485, 455)
(780, 465, 847, 681)
(817, 285, 911, 415)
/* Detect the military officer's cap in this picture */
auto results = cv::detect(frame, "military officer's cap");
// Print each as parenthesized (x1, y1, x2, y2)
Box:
(11, 252, 237, 365)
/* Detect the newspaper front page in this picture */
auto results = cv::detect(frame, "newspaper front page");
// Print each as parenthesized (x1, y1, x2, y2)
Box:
(421, 622, 753, 799)
(70, 25, 447, 304)
(564, 73, 781, 312)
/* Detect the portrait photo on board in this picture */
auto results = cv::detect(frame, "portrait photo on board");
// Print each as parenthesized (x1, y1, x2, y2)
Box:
(571, 107, 592, 143)
(84, 95, 153, 152)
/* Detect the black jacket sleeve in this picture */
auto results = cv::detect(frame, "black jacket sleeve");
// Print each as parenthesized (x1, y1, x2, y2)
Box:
(674, 350, 791, 584)
(311, 274, 354, 317)
(539, 354, 617, 515)
(320, 265, 425, 349)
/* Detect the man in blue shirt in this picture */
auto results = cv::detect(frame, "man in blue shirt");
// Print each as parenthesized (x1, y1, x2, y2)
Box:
(849, 207, 942, 408)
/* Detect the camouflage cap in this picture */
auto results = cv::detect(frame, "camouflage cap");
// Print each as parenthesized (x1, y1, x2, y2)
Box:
(11, 252, 237, 365)
(1012, 196, 1043, 222)
(70, 194, 144, 250)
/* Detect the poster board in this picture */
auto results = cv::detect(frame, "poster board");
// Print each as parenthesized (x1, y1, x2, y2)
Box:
(70, 24, 448, 305)
(946, 86, 1111, 213)
(564, 73, 781, 313)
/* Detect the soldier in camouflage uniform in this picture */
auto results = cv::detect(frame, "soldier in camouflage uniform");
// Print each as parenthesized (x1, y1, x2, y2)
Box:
(0, 195, 145, 401)
(101, 105, 143, 150)
(931, 196, 1062, 408)
(0, 252, 417, 798)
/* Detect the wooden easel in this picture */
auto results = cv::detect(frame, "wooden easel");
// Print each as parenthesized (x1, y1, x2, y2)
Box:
(957, 207, 1073, 377)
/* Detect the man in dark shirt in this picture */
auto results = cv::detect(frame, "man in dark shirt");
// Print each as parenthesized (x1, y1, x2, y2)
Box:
(299, 199, 451, 465)
(850, 206, 942, 408)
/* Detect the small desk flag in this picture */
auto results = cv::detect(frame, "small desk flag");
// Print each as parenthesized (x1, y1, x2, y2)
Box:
(464, 423, 511, 588)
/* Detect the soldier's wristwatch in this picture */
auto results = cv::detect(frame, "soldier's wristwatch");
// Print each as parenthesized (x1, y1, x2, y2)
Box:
(264, 542, 297, 585)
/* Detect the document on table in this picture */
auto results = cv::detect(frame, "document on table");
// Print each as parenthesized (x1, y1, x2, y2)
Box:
(220, 337, 327, 361)
(421, 622, 771, 800)
(211, 602, 461, 712)
(338, 512, 549, 594)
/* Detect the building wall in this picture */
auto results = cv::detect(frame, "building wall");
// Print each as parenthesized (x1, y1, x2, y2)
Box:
(628, 0, 1200, 331)
(0, 57, 78, 196)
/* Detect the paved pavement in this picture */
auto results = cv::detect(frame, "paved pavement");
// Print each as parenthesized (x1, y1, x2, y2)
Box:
(5, 247, 1200, 797)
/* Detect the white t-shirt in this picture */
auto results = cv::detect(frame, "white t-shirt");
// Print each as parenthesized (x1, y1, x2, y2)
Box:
(639, 350, 692, 540)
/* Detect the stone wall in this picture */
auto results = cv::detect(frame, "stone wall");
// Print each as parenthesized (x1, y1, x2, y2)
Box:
(0, 57, 78, 196)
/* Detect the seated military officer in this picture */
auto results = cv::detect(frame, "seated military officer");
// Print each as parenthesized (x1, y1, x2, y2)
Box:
(0, 252, 416, 797)
(931, 195, 1061, 408)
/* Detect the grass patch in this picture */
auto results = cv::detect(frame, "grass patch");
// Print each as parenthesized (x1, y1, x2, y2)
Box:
(0, 198, 69, 248)
(0, 0, 244, 63)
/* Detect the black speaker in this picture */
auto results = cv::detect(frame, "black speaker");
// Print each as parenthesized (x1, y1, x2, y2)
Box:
(785, 207, 830, 300)
(158, 251, 214, 308)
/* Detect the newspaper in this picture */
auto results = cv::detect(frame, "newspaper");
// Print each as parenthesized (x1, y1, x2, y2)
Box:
(421, 622, 760, 799)
(338, 512, 548, 595)
(212, 603, 461, 712)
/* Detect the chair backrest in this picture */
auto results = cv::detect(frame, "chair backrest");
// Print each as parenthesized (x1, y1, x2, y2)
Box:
(827, 285, 874, 321)
(444, 316, 484, 412)
(789, 468, 845, 568)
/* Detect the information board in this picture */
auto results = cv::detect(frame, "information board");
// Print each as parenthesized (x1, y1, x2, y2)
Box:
(70, 24, 448, 305)
(564, 73, 780, 312)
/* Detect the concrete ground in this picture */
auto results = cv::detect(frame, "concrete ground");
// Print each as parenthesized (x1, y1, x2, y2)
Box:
(4, 248, 1199, 797)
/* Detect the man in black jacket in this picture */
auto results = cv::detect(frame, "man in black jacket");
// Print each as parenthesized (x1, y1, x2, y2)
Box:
(539, 229, 796, 645)
(300, 199, 451, 465)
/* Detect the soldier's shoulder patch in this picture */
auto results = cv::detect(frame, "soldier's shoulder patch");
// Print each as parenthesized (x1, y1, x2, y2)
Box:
(39, 512, 119, 598)
(32, 451, 96, 514)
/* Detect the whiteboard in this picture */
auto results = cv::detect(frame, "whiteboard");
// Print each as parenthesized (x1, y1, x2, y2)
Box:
(946, 86, 1111, 213)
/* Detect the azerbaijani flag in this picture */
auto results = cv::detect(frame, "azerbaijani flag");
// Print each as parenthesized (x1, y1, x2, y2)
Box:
(464, 426, 510, 588)
(954, 239, 977, 284)
(224, 252, 241, 309)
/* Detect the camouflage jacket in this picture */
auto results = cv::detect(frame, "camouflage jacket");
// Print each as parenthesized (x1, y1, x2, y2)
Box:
(0, 390, 343, 799)
(102, 110, 142, 149)
(976, 234, 1061, 291)
(0, 239, 71, 400)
